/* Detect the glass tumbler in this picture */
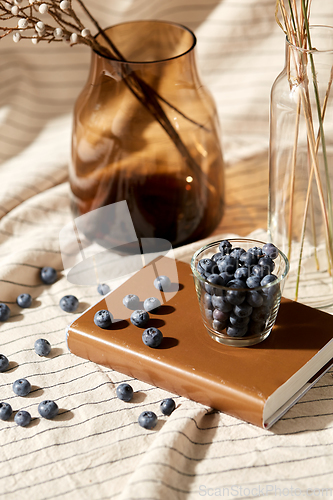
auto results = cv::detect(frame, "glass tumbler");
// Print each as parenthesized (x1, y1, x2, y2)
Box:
(191, 238, 289, 347)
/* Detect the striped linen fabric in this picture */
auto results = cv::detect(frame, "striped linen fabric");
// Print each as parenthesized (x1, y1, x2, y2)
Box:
(0, 1, 333, 499)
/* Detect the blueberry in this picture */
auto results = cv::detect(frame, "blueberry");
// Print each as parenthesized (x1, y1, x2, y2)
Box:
(219, 272, 233, 286)
(14, 410, 31, 427)
(248, 246, 264, 259)
(226, 325, 248, 337)
(262, 242, 279, 260)
(230, 247, 246, 260)
(97, 283, 110, 296)
(34, 339, 51, 357)
(213, 308, 229, 323)
(59, 295, 79, 313)
(217, 255, 237, 275)
(225, 280, 246, 306)
(258, 255, 275, 273)
(16, 293, 32, 308)
(12, 378, 31, 396)
(205, 308, 213, 321)
(123, 294, 141, 310)
(205, 274, 225, 295)
(211, 294, 233, 312)
(218, 239, 232, 255)
(229, 313, 250, 327)
(0, 354, 9, 372)
(246, 290, 264, 308)
(197, 259, 218, 278)
(0, 303, 10, 322)
(211, 252, 224, 262)
(160, 398, 176, 416)
(142, 327, 163, 348)
(116, 383, 133, 402)
(143, 297, 161, 313)
(212, 319, 227, 331)
(154, 275, 171, 291)
(130, 310, 149, 328)
(94, 309, 113, 329)
(138, 410, 158, 429)
(260, 274, 278, 286)
(40, 266, 57, 284)
(38, 400, 58, 419)
(246, 276, 261, 289)
(248, 320, 266, 336)
(0, 402, 12, 421)
(234, 267, 249, 281)
(251, 264, 269, 278)
(234, 301, 253, 318)
(240, 251, 257, 267)
(203, 293, 213, 310)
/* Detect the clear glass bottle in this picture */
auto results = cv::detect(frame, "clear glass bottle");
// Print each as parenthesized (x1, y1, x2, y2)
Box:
(268, 26, 333, 308)
(70, 20, 225, 249)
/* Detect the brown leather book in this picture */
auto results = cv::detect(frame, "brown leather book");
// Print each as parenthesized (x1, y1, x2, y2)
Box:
(66, 257, 333, 428)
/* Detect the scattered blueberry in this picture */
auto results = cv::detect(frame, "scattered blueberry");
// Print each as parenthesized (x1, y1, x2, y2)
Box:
(0, 354, 9, 372)
(0, 402, 12, 421)
(59, 295, 79, 313)
(38, 400, 59, 419)
(154, 275, 171, 291)
(12, 378, 31, 397)
(130, 310, 150, 328)
(94, 309, 113, 329)
(34, 339, 51, 357)
(14, 410, 31, 427)
(116, 383, 133, 402)
(97, 283, 110, 296)
(262, 242, 279, 260)
(16, 293, 32, 308)
(142, 327, 163, 348)
(40, 266, 57, 284)
(160, 398, 176, 416)
(123, 294, 141, 310)
(143, 297, 161, 313)
(0, 303, 10, 322)
(138, 410, 158, 429)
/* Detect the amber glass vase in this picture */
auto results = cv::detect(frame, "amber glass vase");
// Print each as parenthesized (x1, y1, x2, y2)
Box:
(70, 20, 225, 248)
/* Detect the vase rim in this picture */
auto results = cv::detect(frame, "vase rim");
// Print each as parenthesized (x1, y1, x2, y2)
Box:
(93, 19, 197, 64)
(286, 24, 333, 54)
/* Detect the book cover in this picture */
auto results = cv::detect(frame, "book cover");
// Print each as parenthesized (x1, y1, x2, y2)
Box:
(66, 257, 333, 428)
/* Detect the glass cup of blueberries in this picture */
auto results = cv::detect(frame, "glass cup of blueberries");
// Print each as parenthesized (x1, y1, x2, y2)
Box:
(191, 239, 289, 347)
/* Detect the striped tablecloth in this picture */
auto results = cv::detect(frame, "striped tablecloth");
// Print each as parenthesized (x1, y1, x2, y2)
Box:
(0, 1, 333, 499)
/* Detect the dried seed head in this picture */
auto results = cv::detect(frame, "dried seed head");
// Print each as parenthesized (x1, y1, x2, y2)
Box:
(70, 32, 78, 44)
(18, 18, 28, 29)
(54, 27, 63, 39)
(36, 21, 45, 33)
(11, 5, 19, 14)
(13, 32, 21, 42)
(60, 0, 70, 11)
(81, 28, 90, 38)
(39, 3, 48, 14)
